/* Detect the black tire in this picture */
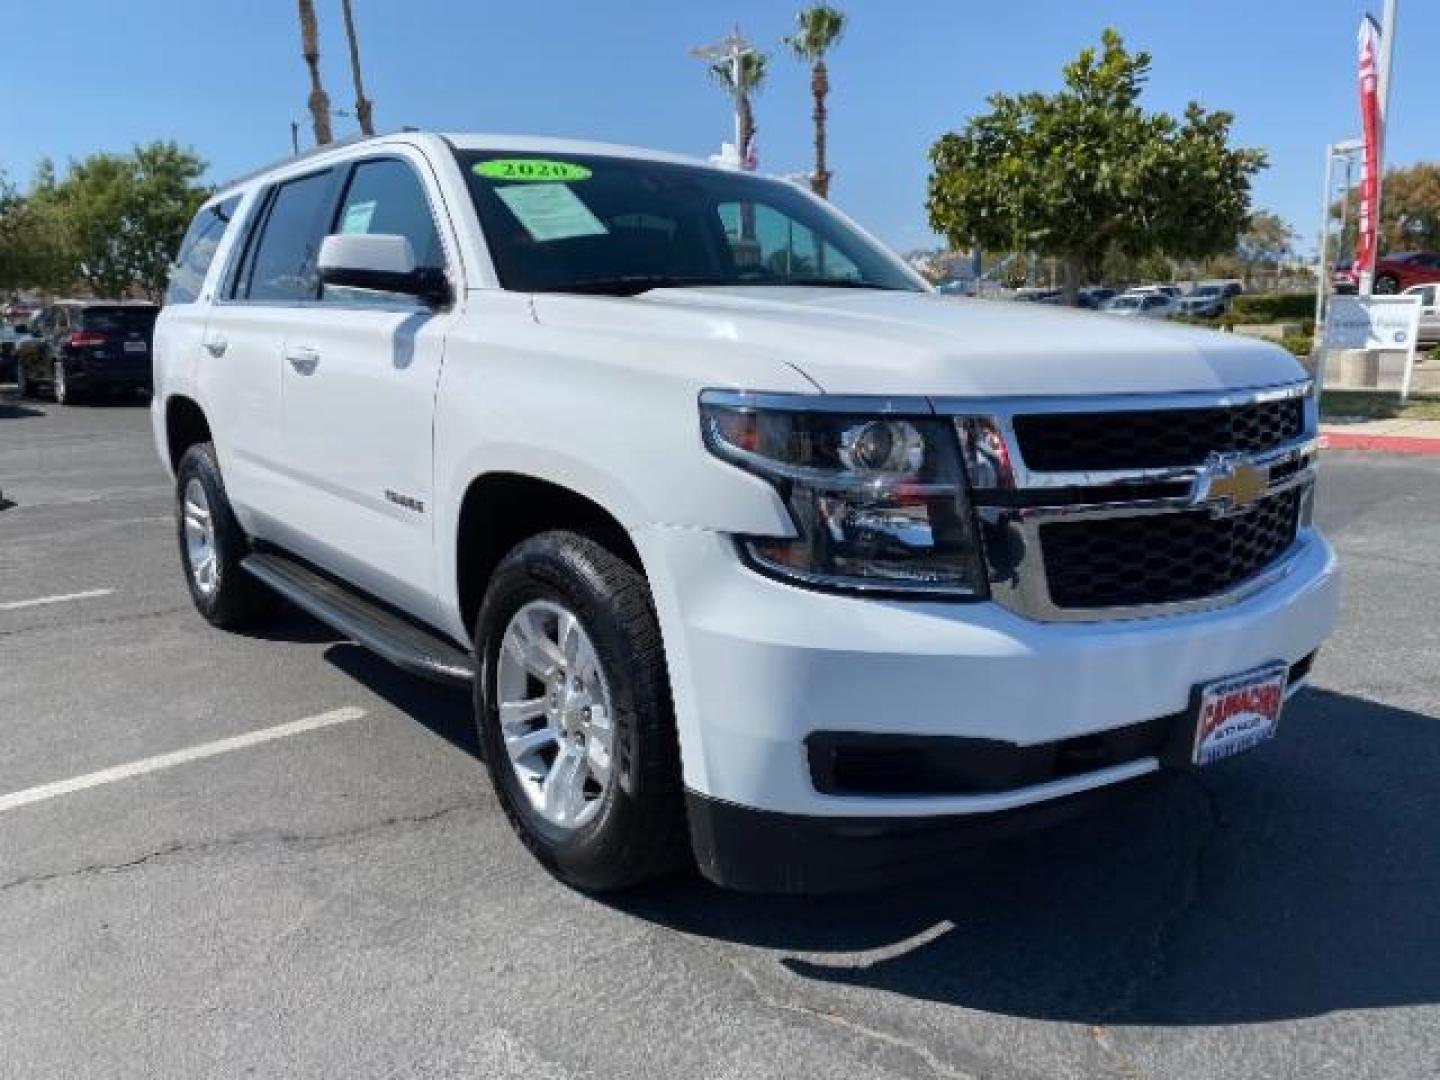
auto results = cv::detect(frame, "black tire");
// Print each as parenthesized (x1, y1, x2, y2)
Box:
(174, 442, 276, 629)
(15, 360, 32, 399)
(474, 530, 688, 892)
(1375, 274, 1400, 295)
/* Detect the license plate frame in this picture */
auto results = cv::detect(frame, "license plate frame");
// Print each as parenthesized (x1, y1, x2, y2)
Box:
(1191, 661, 1289, 767)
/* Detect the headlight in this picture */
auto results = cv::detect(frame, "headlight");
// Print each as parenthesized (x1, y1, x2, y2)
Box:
(699, 392, 988, 598)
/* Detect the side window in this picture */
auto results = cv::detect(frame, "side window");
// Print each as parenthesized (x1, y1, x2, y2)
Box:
(239, 171, 336, 302)
(166, 195, 241, 305)
(716, 201, 860, 282)
(322, 158, 444, 305)
(334, 158, 443, 259)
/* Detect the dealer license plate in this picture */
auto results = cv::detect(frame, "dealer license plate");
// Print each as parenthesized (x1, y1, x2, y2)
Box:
(1192, 662, 1288, 766)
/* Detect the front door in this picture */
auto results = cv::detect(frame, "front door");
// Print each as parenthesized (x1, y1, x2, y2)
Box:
(276, 152, 461, 623)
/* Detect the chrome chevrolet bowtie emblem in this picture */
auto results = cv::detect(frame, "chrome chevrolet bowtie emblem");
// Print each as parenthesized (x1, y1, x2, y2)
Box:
(1189, 453, 1268, 517)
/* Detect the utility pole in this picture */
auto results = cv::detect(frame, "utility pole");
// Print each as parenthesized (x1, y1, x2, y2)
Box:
(690, 28, 757, 167)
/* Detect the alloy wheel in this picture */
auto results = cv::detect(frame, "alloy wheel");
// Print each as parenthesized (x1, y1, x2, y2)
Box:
(496, 599, 615, 829)
(182, 479, 219, 597)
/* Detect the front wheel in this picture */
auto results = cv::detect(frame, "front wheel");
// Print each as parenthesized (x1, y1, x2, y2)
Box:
(1375, 274, 1400, 295)
(474, 531, 687, 892)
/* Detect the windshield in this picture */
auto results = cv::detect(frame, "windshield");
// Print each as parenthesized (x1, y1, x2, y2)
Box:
(1192, 286, 1222, 298)
(1109, 296, 1142, 310)
(457, 151, 922, 295)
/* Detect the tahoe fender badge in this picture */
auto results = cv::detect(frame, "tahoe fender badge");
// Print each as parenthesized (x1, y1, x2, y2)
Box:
(384, 489, 425, 514)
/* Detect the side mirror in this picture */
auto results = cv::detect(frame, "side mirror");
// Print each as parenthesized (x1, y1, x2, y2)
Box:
(317, 233, 450, 306)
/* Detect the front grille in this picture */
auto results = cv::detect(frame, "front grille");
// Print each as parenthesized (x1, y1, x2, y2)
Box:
(1039, 488, 1303, 609)
(1013, 397, 1305, 471)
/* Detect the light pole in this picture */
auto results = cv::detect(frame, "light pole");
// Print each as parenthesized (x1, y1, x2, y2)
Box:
(1314, 138, 1364, 353)
(691, 28, 757, 167)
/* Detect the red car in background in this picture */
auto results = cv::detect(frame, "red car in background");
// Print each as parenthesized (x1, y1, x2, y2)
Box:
(1374, 252, 1440, 293)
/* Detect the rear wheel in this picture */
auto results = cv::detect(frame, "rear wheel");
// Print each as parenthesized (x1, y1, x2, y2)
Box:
(15, 360, 32, 399)
(474, 530, 688, 892)
(175, 442, 276, 628)
(1376, 273, 1400, 295)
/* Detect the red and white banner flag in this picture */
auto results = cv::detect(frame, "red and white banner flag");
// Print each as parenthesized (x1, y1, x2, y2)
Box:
(1356, 16, 1382, 283)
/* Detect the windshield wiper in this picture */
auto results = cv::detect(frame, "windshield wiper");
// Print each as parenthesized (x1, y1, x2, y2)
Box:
(545, 275, 732, 297)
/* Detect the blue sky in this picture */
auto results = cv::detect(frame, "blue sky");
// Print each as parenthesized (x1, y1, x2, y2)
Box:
(4, 0, 1435, 255)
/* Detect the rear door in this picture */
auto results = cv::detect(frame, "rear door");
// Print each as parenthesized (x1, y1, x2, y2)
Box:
(200, 168, 341, 535)
(158, 193, 243, 407)
(275, 150, 460, 621)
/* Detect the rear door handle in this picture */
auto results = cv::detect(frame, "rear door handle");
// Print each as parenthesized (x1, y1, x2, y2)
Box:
(203, 334, 228, 357)
(286, 346, 320, 375)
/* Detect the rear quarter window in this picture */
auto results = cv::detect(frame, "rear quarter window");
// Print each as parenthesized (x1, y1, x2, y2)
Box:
(166, 196, 241, 305)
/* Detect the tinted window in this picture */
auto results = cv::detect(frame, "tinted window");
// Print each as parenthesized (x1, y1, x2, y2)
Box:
(716, 201, 861, 282)
(333, 159, 443, 268)
(457, 150, 918, 295)
(82, 307, 159, 333)
(166, 196, 241, 305)
(241, 171, 335, 301)
(322, 159, 444, 306)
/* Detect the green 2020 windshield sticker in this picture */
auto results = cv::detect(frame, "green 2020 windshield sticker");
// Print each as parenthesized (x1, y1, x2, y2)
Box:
(474, 159, 592, 182)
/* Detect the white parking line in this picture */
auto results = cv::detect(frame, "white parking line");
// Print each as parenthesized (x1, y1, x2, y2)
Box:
(0, 707, 367, 814)
(0, 588, 115, 611)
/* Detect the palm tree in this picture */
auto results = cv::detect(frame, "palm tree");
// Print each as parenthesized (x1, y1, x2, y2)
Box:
(784, 4, 847, 199)
(707, 50, 768, 169)
(340, 0, 375, 136)
(296, 0, 333, 146)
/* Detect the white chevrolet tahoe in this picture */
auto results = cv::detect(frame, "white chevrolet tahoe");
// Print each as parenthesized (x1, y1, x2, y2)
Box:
(152, 132, 1339, 893)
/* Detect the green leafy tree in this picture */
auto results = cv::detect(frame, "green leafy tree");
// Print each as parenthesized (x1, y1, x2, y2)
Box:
(54, 142, 208, 299)
(1332, 163, 1440, 256)
(926, 30, 1266, 302)
(0, 161, 74, 293)
(783, 4, 847, 200)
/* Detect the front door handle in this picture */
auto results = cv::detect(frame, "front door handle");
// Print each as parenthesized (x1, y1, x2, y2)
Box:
(203, 334, 228, 357)
(286, 346, 320, 376)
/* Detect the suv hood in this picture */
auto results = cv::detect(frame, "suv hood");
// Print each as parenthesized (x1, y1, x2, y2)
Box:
(532, 286, 1306, 398)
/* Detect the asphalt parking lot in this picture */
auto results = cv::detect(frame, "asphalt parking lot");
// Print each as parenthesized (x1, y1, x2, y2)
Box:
(2, 391, 1438, 1080)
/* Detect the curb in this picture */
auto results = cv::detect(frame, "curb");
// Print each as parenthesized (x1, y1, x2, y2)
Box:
(1320, 432, 1440, 455)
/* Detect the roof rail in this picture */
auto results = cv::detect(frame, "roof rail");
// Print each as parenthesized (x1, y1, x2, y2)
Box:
(213, 127, 421, 193)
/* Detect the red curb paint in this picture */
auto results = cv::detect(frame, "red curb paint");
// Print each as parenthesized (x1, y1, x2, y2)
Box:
(1320, 432, 1440, 454)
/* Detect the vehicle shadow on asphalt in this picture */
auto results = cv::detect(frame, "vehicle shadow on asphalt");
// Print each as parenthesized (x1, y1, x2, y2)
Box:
(0, 399, 46, 420)
(324, 641, 480, 757)
(612, 687, 1440, 1027)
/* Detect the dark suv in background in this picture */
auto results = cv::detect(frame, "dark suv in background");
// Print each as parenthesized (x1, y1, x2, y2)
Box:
(16, 300, 158, 404)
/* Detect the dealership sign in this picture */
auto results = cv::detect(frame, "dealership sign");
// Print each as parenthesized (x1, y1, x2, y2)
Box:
(1323, 294, 1422, 400)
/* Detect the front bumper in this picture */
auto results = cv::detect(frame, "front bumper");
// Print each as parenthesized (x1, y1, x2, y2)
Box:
(635, 525, 1339, 886)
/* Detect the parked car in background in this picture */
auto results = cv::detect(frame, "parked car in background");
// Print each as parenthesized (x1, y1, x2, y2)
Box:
(1404, 283, 1440, 345)
(1, 319, 35, 383)
(1103, 292, 1177, 319)
(1013, 286, 1063, 304)
(16, 300, 159, 404)
(1332, 261, 1357, 294)
(1202, 279, 1245, 297)
(1373, 251, 1440, 295)
(935, 278, 975, 297)
(1176, 283, 1230, 319)
(1077, 286, 1117, 309)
